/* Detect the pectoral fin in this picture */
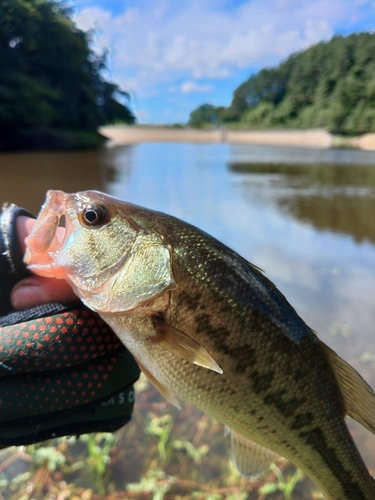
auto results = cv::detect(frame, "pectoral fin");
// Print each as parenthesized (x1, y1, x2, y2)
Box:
(135, 358, 181, 409)
(226, 427, 279, 478)
(151, 317, 223, 374)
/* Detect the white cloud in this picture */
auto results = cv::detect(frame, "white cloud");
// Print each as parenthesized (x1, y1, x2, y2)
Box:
(72, 0, 375, 119)
(179, 81, 214, 93)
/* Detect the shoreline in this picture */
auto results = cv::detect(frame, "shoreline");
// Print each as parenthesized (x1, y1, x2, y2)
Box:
(99, 125, 375, 151)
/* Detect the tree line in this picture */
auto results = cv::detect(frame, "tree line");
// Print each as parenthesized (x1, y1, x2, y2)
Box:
(0, 0, 135, 150)
(189, 32, 375, 135)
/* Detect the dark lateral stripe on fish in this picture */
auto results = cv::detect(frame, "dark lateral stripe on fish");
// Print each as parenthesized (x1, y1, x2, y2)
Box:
(299, 426, 370, 500)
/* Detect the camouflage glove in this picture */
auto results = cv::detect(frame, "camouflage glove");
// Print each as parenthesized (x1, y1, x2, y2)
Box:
(0, 204, 140, 447)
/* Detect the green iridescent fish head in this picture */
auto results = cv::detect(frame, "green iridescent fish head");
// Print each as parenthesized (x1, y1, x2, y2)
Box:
(25, 190, 176, 313)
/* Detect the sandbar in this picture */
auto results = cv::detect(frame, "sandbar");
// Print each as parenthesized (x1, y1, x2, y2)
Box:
(99, 125, 375, 151)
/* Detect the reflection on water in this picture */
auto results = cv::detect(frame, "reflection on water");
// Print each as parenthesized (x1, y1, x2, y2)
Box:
(0, 150, 113, 214)
(229, 143, 375, 166)
(1, 143, 375, 494)
(104, 142, 375, 472)
(230, 161, 375, 244)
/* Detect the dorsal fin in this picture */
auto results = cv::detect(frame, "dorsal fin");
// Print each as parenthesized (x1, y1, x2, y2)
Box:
(226, 427, 279, 478)
(151, 317, 223, 374)
(319, 340, 375, 434)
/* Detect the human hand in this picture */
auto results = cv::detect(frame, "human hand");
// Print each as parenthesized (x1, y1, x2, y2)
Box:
(11, 216, 78, 310)
(0, 204, 139, 447)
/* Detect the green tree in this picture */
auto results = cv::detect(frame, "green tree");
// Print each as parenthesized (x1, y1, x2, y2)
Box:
(225, 67, 289, 121)
(190, 32, 375, 134)
(188, 103, 222, 127)
(0, 0, 134, 139)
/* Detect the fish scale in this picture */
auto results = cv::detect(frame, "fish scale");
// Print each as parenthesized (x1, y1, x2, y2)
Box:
(24, 190, 375, 500)
(105, 303, 370, 500)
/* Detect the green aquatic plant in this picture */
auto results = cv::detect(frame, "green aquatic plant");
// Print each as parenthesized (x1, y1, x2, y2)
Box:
(0, 381, 321, 499)
(127, 467, 175, 500)
(258, 463, 305, 500)
(31, 444, 66, 472)
(172, 439, 209, 464)
(144, 410, 209, 469)
(145, 412, 177, 464)
(79, 432, 116, 494)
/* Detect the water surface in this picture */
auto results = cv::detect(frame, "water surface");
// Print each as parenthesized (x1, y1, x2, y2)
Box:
(1, 142, 375, 495)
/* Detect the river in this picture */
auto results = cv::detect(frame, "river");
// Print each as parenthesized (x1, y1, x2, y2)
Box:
(1, 142, 375, 498)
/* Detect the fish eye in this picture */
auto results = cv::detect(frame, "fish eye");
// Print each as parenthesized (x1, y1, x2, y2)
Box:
(81, 204, 107, 226)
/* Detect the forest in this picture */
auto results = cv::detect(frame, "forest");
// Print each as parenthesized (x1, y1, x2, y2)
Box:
(189, 32, 375, 135)
(0, 0, 135, 150)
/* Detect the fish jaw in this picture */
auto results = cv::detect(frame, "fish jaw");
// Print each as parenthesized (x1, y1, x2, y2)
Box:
(24, 190, 72, 278)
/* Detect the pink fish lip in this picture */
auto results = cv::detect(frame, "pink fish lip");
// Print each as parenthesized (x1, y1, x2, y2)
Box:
(24, 190, 70, 277)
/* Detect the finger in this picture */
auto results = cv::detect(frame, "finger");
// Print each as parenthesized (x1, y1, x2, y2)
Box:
(16, 216, 36, 251)
(11, 276, 78, 310)
(17, 216, 66, 252)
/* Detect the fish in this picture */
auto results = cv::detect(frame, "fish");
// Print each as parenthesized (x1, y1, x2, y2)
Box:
(24, 189, 375, 500)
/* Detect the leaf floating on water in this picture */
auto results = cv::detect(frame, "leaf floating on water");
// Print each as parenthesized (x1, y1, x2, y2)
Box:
(361, 351, 375, 363)
(151, 317, 223, 374)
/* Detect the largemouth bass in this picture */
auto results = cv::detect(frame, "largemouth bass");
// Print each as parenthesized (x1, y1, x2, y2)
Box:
(24, 190, 375, 500)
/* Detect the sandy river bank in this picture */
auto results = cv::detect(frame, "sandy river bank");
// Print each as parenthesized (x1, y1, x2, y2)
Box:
(99, 125, 375, 150)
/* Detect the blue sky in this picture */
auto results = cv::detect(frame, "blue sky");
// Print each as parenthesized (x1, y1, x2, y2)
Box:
(68, 0, 375, 124)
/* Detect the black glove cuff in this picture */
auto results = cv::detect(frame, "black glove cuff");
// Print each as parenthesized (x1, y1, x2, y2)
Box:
(0, 204, 35, 315)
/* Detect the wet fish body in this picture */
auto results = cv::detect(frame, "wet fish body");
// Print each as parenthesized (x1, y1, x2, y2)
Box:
(25, 190, 375, 500)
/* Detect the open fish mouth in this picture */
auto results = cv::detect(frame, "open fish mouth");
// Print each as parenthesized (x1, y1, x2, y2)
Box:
(24, 190, 72, 277)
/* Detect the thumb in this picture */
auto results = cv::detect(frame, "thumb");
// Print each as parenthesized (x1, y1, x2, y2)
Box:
(11, 276, 78, 310)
